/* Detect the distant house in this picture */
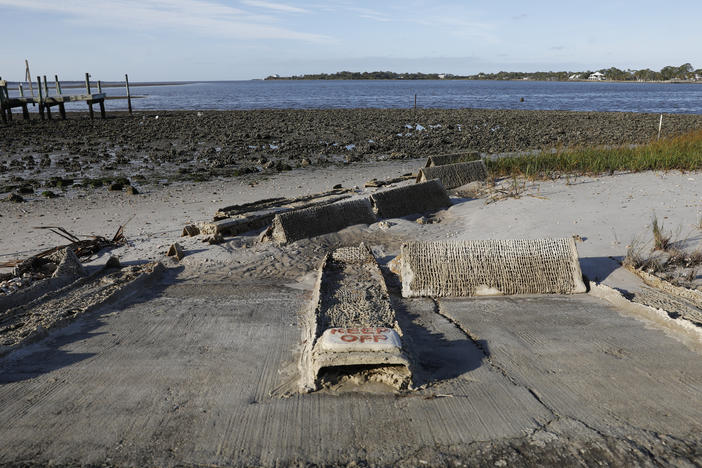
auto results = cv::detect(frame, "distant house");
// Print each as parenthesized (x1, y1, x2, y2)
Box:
(588, 72, 605, 81)
(438, 74, 446, 79)
(569, 74, 581, 80)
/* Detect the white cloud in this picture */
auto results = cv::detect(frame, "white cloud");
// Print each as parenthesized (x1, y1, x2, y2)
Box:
(240, 0, 309, 14)
(0, 0, 328, 41)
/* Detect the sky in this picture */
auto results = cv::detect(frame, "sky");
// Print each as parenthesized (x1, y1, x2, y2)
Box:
(1, 0, 700, 81)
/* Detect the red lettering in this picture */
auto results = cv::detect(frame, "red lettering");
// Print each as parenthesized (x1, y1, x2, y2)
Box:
(346, 328, 359, 334)
(359, 335, 373, 343)
(329, 328, 343, 334)
(376, 328, 389, 334)
(341, 335, 357, 342)
(373, 335, 388, 342)
(361, 328, 373, 334)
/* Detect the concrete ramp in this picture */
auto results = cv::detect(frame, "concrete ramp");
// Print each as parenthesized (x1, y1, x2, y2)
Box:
(271, 198, 376, 244)
(416, 160, 488, 189)
(370, 180, 452, 219)
(300, 244, 411, 391)
(400, 238, 587, 297)
(425, 151, 480, 167)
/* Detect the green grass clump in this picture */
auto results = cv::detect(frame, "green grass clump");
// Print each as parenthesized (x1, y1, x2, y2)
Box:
(485, 130, 702, 179)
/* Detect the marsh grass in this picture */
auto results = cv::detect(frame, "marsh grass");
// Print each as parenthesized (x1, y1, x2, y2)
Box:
(486, 130, 702, 178)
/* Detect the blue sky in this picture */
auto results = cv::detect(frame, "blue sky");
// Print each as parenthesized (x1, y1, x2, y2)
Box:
(1, 0, 700, 81)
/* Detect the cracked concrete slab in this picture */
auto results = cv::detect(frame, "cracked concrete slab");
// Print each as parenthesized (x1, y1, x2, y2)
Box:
(2, 264, 701, 465)
(436, 294, 702, 439)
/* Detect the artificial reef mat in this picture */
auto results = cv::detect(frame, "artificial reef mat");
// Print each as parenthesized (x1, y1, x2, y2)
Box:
(399, 238, 587, 297)
(416, 160, 488, 189)
(299, 243, 411, 391)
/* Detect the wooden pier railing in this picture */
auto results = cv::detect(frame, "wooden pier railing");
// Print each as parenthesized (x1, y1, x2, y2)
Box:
(0, 73, 133, 123)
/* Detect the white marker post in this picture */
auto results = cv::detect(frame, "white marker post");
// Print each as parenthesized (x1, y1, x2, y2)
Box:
(658, 114, 663, 140)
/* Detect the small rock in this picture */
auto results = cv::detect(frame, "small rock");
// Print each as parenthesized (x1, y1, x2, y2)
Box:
(126, 185, 139, 195)
(167, 242, 185, 261)
(42, 190, 58, 198)
(378, 221, 395, 230)
(105, 256, 121, 269)
(416, 216, 429, 225)
(182, 224, 200, 237)
(301, 158, 311, 167)
(333, 184, 342, 189)
(6, 193, 24, 203)
(202, 233, 224, 245)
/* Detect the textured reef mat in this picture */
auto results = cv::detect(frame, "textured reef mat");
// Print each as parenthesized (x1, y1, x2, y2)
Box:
(399, 238, 587, 297)
(425, 151, 481, 167)
(299, 244, 410, 391)
(370, 179, 452, 219)
(416, 160, 488, 189)
(271, 198, 376, 244)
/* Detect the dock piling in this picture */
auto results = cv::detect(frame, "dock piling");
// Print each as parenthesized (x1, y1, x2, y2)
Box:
(0, 79, 7, 124)
(42, 75, 52, 120)
(125, 74, 132, 115)
(85, 72, 94, 120)
(55, 74, 66, 119)
(37, 76, 45, 120)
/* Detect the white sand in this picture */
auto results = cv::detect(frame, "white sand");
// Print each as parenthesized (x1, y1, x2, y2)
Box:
(2, 161, 700, 295)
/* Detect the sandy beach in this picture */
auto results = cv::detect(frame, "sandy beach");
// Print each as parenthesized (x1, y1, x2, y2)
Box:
(1, 109, 702, 466)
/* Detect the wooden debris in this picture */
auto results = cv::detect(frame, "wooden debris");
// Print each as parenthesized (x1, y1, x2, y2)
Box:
(364, 174, 415, 188)
(214, 188, 352, 220)
(0, 225, 127, 278)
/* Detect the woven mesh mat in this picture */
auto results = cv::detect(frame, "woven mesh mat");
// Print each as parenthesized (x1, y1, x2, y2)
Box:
(370, 180, 452, 219)
(272, 198, 376, 243)
(400, 238, 587, 297)
(425, 151, 480, 167)
(417, 160, 487, 189)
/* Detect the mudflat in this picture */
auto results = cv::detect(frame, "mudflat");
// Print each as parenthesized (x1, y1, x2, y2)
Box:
(2, 108, 702, 190)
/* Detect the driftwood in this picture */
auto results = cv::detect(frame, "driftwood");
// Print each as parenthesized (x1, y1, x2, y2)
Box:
(0, 225, 127, 278)
(214, 188, 353, 220)
(364, 174, 415, 188)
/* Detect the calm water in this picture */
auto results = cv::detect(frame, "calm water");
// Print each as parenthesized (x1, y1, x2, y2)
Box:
(9, 80, 702, 114)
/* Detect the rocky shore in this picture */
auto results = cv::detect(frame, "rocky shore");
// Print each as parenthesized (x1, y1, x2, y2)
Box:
(2, 108, 702, 195)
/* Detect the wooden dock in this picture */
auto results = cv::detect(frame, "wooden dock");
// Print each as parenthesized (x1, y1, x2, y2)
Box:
(0, 73, 133, 124)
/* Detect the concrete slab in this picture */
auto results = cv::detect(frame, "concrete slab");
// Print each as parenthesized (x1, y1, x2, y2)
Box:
(437, 293, 702, 437)
(1, 264, 701, 465)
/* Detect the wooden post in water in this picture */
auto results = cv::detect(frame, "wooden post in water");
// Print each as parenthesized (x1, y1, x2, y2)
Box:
(97, 80, 106, 119)
(55, 74, 66, 120)
(42, 75, 52, 120)
(37, 76, 45, 120)
(414, 93, 417, 110)
(125, 74, 132, 115)
(25, 59, 35, 101)
(18, 83, 30, 120)
(0, 78, 7, 124)
(657, 114, 663, 140)
(85, 73, 94, 120)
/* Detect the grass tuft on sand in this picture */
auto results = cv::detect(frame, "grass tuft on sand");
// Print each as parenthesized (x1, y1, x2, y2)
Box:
(486, 130, 702, 178)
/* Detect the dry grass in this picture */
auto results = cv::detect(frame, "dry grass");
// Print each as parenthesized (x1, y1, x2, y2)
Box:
(624, 218, 702, 288)
(486, 130, 702, 179)
(651, 215, 671, 251)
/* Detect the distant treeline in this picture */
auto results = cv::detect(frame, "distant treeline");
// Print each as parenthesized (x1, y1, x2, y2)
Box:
(266, 64, 702, 82)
